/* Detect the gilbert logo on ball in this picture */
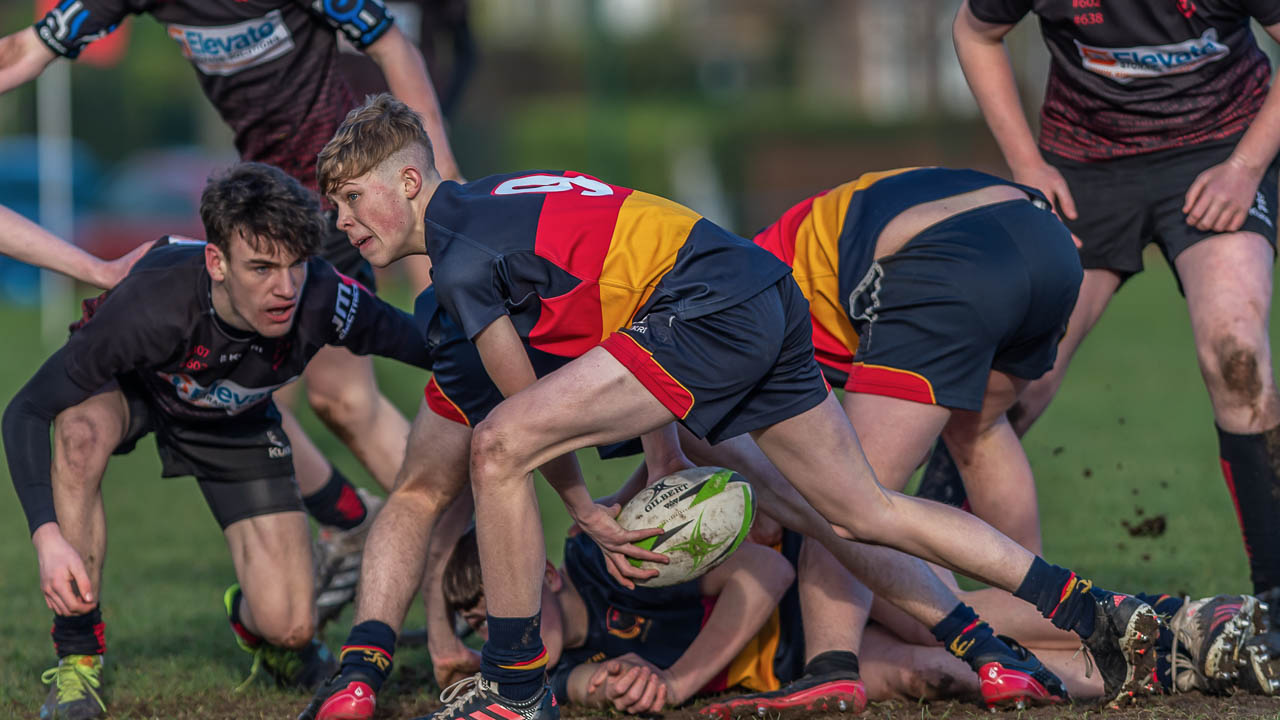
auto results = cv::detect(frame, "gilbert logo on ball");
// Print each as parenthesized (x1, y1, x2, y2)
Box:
(617, 467, 756, 587)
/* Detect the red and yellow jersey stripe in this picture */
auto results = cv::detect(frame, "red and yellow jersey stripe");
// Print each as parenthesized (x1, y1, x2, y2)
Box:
(753, 168, 916, 372)
(528, 183, 700, 356)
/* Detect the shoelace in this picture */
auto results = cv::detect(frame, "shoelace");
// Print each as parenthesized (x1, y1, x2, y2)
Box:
(234, 644, 305, 692)
(437, 673, 484, 717)
(1169, 595, 1201, 694)
(235, 651, 267, 693)
(1072, 643, 1096, 680)
(41, 659, 104, 709)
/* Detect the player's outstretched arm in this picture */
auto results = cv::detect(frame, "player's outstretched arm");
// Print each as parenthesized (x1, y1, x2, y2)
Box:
(0, 205, 149, 288)
(365, 25, 462, 181)
(952, 1, 1077, 223)
(1183, 21, 1280, 233)
(0, 27, 56, 94)
(319, 262, 434, 367)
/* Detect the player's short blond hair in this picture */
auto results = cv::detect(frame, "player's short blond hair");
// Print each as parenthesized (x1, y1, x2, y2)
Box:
(317, 93, 435, 196)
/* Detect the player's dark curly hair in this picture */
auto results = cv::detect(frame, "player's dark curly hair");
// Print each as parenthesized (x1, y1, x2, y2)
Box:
(442, 526, 484, 619)
(200, 162, 324, 259)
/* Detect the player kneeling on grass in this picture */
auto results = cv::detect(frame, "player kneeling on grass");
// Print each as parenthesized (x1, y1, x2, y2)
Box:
(443, 527, 866, 717)
(314, 94, 1174, 720)
(2, 162, 435, 720)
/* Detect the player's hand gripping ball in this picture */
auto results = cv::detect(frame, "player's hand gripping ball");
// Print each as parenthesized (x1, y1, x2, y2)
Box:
(617, 467, 756, 587)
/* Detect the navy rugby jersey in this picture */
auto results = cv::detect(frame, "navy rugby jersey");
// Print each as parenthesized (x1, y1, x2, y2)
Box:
(547, 533, 708, 703)
(969, 0, 1280, 161)
(424, 171, 792, 357)
(34, 0, 394, 191)
(3, 238, 430, 534)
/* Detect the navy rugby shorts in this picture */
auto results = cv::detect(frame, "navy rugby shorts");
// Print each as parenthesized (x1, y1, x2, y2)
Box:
(843, 199, 1081, 412)
(601, 277, 830, 444)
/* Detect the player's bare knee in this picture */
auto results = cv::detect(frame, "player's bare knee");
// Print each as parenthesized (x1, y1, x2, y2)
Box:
(1206, 335, 1273, 409)
(469, 419, 522, 487)
(256, 607, 314, 648)
(307, 384, 373, 437)
(268, 620, 315, 649)
(53, 411, 110, 480)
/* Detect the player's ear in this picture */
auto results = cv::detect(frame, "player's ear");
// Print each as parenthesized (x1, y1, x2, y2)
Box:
(205, 242, 228, 282)
(543, 563, 562, 591)
(402, 165, 424, 200)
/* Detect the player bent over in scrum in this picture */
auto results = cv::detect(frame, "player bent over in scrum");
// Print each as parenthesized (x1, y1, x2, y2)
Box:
(315, 95, 1170, 720)
(2, 163, 435, 720)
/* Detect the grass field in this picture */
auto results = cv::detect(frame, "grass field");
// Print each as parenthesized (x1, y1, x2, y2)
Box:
(0, 257, 1274, 719)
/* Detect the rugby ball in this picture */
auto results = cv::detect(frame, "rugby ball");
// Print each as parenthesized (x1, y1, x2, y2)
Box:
(617, 467, 756, 587)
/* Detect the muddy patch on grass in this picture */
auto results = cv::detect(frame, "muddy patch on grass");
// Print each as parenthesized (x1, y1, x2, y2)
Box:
(1123, 514, 1167, 538)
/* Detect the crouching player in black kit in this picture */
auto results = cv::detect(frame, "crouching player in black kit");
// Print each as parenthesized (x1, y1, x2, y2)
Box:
(2, 163, 434, 720)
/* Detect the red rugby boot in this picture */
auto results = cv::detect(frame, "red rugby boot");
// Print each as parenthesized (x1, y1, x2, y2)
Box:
(297, 671, 377, 720)
(975, 637, 1068, 710)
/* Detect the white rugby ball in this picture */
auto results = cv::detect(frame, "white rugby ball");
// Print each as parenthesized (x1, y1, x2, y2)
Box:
(618, 466, 756, 587)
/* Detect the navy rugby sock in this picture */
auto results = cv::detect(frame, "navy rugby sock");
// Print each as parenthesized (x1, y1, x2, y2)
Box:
(52, 606, 105, 658)
(482, 614, 547, 701)
(1217, 425, 1280, 594)
(303, 466, 368, 530)
(1013, 557, 1096, 638)
(930, 603, 1007, 670)
(339, 620, 396, 692)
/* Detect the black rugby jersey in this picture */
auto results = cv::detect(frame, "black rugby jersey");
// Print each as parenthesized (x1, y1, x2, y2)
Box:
(4, 238, 429, 534)
(969, 0, 1280, 160)
(34, 0, 394, 192)
(547, 533, 708, 703)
